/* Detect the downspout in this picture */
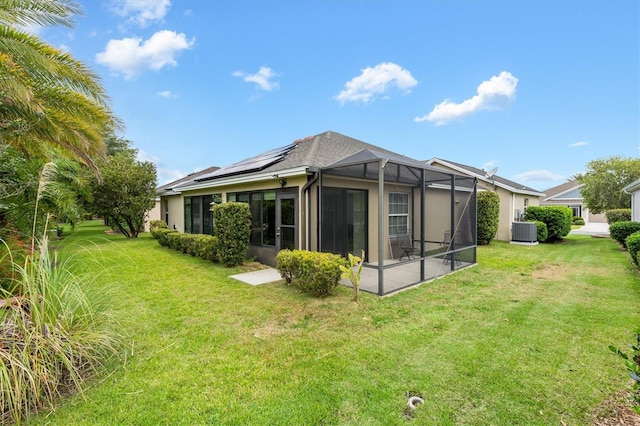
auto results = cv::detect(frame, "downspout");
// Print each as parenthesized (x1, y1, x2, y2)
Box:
(302, 170, 319, 251)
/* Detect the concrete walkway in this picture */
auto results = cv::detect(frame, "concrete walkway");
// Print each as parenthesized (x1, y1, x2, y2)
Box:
(230, 267, 283, 285)
(569, 222, 610, 236)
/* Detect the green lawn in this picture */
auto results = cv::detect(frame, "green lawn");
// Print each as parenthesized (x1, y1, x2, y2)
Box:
(31, 221, 639, 425)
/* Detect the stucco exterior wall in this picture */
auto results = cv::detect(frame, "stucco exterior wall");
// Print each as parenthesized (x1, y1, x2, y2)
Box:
(632, 190, 640, 222)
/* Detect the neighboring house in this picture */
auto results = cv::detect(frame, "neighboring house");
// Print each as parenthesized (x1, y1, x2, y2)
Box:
(156, 166, 221, 232)
(623, 178, 640, 222)
(426, 158, 545, 241)
(161, 131, 478, 296)
(144, 197, 162, 232)
(541, 180, 606, 223)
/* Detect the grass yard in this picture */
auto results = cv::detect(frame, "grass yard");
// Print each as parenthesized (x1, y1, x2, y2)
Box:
(30, 221, 639, 425)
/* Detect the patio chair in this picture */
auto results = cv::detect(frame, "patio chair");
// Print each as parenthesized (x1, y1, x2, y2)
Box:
(398, 234, 419, 260)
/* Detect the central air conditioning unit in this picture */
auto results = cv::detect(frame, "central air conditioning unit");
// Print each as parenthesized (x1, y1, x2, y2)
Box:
(511, 222, 538, 244)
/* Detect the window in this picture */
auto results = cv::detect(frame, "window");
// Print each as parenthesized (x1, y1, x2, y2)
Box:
(184, 194, 218, 235)
(162, 199, 169, 225)
(389, 192, 409, 236)
(228, 190, 276, 246)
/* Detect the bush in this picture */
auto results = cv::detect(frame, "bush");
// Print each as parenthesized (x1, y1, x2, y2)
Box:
(178, 233, 198, 255)
(532, 220, 548, 243)
(524, 206, 572, 242)
(153, 228, 177, 246)
(477, 191, 500, 245)
(610, 221, 640, 249)
(572, 216, 585, 226)
(213, 202, 251, 267)
(626, 231, 640, 266)
(276, 249, 348, 296)
(165, 232, 182, 251)
(149, 220, 167, 232)
(0, 241, 120, 423)
(193, 234, 218, 262)
(275, 249, 296, 284)
(606, 209, 632, 225)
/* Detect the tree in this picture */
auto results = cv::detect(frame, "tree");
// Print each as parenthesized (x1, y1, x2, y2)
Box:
(0, 0, 120, 175)
(574, 156, 640, 214)
(476, 191, 500, 245)
(0, 146, 87, 238)
(90, 151, 156, 238)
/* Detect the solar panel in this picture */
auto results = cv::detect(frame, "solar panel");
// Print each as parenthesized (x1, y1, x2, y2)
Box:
(195, 143, 296, 181)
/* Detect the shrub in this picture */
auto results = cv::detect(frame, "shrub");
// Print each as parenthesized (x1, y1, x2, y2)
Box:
(165, 232, 182, 251)
(610, 221, 640, 249)
(0, 240, 120, 423)
(477, 191, 500, 245)
(572, 216, 585, 226)
(626, 231, 640, 266)
(178, 233, 198, 255)
(275, 249, 296, 284)
(532, 220, 548, 243)
(149, 220, 167, 232)
(275, 249, 348, 296)
(153, 228, 177, 246)
(524, 206, 572, 242)
(213, 202, 251, 267)
(606, 209, 632, 225)
(193, 235, 218, 262)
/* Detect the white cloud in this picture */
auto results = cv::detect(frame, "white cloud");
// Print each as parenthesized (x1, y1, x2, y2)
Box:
(158, 168, 187, 185)
(514, 169, 564, 182)
(233, 67, 280, 91)
(481, 160, 499, 171)
(136, 149, 159, 164)
(416, 71, 518, 125)
(336, 62, 418, 105)
(157, 90, 177, 98)
(113, 0, 171, 28)
(96, 30, 195, 79)
(569, 141, 589, 147)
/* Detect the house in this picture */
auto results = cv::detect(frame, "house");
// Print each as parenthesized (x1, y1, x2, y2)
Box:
(623, 178, 640, 222)
(426, 158, 545, 241)
(156, 166, 221, 232)
(161, 131, 478, 296)
(541, 180, 606, 223)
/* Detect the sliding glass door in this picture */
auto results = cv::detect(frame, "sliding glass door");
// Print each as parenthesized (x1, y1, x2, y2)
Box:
(321, 187, 367, 258)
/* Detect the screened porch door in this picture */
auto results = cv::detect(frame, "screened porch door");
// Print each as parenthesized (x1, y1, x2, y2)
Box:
(321, 188, 367, 259)
(276, 192, 297, 252)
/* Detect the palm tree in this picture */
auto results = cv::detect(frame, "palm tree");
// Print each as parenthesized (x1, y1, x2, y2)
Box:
(0, 0, 121, 175)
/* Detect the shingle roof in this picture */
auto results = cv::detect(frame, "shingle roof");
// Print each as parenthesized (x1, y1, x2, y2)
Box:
(542, 179, 582, 201)
(188, 130, 421, 184)
(427, 158, 544, 195)
(157, 166, 220, 194)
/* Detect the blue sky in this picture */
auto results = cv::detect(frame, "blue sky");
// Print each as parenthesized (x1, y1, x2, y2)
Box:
(38, 0, 639, 190)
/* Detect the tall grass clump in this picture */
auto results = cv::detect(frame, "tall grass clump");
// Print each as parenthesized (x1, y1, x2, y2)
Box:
(0, 236, 120, 424)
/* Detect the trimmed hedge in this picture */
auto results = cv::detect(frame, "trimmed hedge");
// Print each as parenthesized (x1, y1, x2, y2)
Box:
(572, 216, 585, 226)
(477, 191, 500, 245)
(605, 209, 632, 225)
(193, 234, 219, 262)
(276, 249, 348, 296)
(524, 206, 572, 242)
(149, 220, 167, 232)
(610, 221, 640, 249)
(533, 220, 548, 243)
(152, 228, 178, 246)
(626, 231, 640, 266)
(213, 202, 251, 267)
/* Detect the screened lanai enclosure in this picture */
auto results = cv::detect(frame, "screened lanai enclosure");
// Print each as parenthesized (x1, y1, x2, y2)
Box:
(316, 150, 477, 296)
